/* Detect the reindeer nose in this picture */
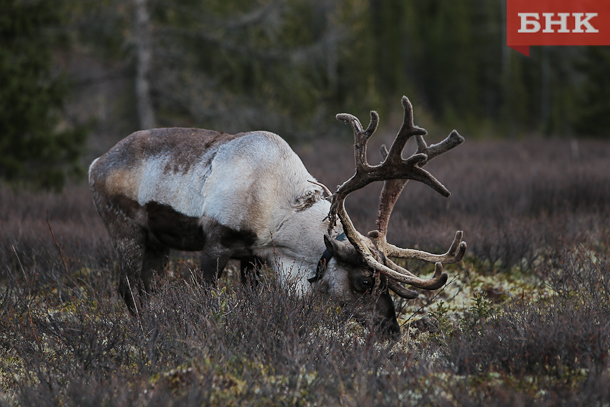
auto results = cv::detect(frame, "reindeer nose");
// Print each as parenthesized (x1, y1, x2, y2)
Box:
(379, 318, 401, 341)
(388, 321, 401, 341)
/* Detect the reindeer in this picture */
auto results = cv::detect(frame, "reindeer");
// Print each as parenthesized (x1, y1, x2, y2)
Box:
(89, 96, 466, 339)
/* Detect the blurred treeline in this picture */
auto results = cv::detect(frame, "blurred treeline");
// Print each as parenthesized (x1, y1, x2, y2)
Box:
(64, 0, 610, 138)
(2, 0, 610, 188)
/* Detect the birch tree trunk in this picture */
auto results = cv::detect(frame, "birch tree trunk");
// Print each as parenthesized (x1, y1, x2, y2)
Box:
(134, 0, 156, 129)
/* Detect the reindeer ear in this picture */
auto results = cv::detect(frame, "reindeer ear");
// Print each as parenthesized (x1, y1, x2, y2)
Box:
(324, 234, 359, 264)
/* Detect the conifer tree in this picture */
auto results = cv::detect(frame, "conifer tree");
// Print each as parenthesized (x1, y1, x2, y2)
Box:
(0, 0, 87, 190)
(573, 46, 610, 137)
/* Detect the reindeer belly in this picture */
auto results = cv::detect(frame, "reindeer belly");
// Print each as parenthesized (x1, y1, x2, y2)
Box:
(145, 201, 258, 259)
(145, 201, 205, 251)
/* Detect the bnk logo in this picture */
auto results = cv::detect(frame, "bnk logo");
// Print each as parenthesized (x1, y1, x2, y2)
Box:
(518, 13, 598, 33)
(507, 0, 610, 56)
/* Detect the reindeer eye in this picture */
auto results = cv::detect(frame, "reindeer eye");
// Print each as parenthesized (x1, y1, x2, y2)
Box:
(361, 279, 372, 287)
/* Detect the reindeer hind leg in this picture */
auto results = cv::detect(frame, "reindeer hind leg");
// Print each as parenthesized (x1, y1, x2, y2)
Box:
(141, 237, 170, 298)
(114, 232, 146, 314)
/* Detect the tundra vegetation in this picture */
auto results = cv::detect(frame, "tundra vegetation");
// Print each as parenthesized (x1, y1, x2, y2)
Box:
(1, 136, 610, 405)
(3, 0, 610, 404)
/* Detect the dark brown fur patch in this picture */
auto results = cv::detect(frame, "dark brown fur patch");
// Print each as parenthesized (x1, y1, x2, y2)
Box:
(95, 128, 244, 179)
(295, 191, 322, 212)
(144, 201, 258, 256)
(108, 195, 141, 219)
(145, 202, 205, 251)
(218, 224, 258, 257)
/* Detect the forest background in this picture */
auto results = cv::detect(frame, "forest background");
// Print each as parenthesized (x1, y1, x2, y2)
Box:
(3, 1, 610, 404)
(2, 0, 610, 190)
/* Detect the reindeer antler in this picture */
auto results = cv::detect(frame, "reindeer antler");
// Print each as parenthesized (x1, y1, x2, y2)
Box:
(331, 96, 467, 296)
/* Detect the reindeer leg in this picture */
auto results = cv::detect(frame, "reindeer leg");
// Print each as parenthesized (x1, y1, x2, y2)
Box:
(140, 238, 170, 299)
(92, 193, 148, 313)
(199, 221, 257, 286)
(199, 242, 231, 286)
(113, 232, 146, 314)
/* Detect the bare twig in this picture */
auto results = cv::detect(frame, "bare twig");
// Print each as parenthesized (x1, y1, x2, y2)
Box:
(40, 213, 71, 276)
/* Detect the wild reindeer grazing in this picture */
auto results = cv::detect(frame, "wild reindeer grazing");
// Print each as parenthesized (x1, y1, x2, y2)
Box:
(89, 96, 466, 339)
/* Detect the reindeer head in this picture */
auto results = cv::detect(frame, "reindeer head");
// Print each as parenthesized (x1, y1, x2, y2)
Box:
(318, 233, 400, 338)
(315, 96, 467, 340)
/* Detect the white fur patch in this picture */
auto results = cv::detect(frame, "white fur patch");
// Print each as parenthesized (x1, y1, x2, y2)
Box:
(201, 132, 323, 243)
(136, 150, 215, 218)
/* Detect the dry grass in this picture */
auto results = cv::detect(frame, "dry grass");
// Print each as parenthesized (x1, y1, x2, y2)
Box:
(1, 138, 609, 406)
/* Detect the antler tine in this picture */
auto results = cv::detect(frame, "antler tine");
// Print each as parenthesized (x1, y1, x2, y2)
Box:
(387, 280, 419, 299)
(329, 111, 380, 231)
(403, 98, 464, 160)
(426, 130, 465, 160)
(379, 257, 448, 289)
(385, 96, 427, 166)
(335, 111, 380, 176)
(384, 231, 467, 264)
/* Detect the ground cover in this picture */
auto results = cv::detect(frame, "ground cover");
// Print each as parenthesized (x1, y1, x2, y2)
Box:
(1, 138, 609, 406)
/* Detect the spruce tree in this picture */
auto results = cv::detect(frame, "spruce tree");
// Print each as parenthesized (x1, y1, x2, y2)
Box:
(573, 46, 610, 137)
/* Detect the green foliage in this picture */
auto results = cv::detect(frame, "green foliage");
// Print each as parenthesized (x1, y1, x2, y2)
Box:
(430, 299, 452, 338)
(469, 291, 494, 320)
(0, 0, 87, 191)
(459, 291, 496, 335)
